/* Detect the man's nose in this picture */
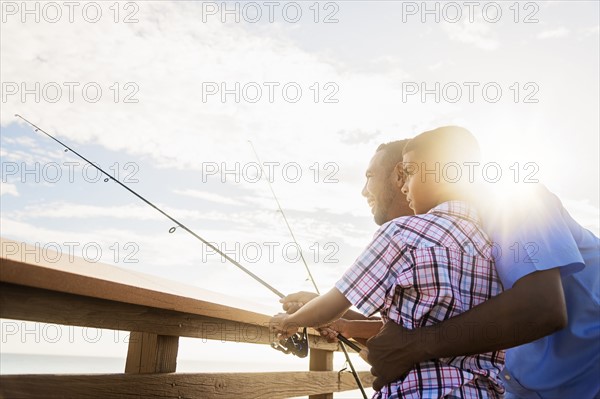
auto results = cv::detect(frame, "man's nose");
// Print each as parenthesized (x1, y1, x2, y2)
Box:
(361, 182, 368, 197)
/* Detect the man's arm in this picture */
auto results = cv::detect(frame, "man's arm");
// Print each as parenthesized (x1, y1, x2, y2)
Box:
(322, 319, 384, 340)
(367, 268, 567, 390)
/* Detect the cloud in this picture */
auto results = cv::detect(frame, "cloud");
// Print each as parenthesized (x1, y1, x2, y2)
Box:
(562, 199, 600, 236)
(337, 129, 381, 145)
(8, 202, 165, 221)
(537, 27, 570, 39)
(2, 199, 371, 245)
(428, 60, 455, 71)
(1, 131, 79, 165)
(443, 20, 499, 50)
(578, 25, 599, 39)
(174, 189, 244, 206)
(0, 182, 19, 197)
(0, 1, 464, 229)
(4, 201, 267, 230)
(367, 56, 411, 79)
(0, 1, 435, 173)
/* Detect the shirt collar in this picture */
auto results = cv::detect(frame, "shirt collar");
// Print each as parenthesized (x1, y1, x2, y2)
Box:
(427, 200, 481, 225)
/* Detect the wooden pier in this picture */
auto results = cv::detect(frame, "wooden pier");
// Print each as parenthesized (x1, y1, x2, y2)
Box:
(0, 237, 372, 398)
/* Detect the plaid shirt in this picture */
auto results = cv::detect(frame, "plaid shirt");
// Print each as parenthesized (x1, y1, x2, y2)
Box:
(336, 201, 505, 399)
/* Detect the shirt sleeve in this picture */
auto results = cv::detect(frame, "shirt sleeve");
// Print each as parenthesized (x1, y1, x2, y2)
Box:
(335, 221, 407, 317)
(488, 185, 585, 289)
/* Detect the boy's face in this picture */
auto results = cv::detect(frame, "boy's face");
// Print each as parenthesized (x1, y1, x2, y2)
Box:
(362, 151, 411, 225)
(401, 150, 445, 215)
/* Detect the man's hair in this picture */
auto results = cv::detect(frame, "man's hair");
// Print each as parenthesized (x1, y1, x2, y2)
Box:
(402, 126, 481, 163)
(376, 139, 410, 172)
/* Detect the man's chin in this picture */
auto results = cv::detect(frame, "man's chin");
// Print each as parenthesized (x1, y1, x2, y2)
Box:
(373, 213, 386, 226)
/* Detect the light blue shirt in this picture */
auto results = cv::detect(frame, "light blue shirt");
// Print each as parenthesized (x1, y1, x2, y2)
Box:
(483, 185, 600, 398)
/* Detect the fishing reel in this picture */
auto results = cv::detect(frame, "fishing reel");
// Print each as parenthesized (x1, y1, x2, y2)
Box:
(271, 327, 309, 358)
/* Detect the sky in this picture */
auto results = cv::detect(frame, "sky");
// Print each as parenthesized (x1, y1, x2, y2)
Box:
(1, 0, 599, 393)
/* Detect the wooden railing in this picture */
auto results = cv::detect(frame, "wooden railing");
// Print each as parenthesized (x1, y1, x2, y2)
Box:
(0, 237, 372, 398)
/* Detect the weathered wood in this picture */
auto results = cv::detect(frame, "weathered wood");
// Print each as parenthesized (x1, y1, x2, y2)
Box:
(0, 282, 339, 351)
(125, 332, 179, 373)
(309, 349, 334, 399)
(0, 237, 273, 323)
(0, 371, 375, 398)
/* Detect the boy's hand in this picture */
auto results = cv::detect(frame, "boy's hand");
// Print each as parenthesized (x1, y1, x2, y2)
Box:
(366, 321, 420, 391)
(280, 291, 319, 314)
(269, 313, 300, 339)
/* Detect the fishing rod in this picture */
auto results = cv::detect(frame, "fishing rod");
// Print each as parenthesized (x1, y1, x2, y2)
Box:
(16, 114, 366, 397)
(248, 141, 367, 399)
(14, 114, 284, 299)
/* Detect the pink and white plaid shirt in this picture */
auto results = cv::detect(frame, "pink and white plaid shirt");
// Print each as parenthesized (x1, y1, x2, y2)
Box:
(336, 201, 505, 399)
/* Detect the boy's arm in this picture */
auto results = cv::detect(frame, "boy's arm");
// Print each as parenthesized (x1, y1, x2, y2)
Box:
(270, 288, 352, 337)
(366, 268, 567, 390)
(274, 224, 398, 338)
(280, 291, 379, 320)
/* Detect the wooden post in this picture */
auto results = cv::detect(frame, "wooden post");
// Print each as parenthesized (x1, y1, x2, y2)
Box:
(125, 332, 179, 373)
(309, 349, 334, 399)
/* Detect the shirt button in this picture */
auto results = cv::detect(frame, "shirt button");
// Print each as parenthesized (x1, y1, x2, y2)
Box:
(505, 375, 511, 381)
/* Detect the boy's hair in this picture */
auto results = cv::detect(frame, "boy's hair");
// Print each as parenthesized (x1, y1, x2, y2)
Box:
(403, 126, 481, 164)
(376, 139, 410, 172)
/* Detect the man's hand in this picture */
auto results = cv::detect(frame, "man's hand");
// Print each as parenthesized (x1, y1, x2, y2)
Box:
(269, 313, 300, 339)
(280, 291, 319, 314)
(318, 318, 350, 343)
(366, 321, 422, 391)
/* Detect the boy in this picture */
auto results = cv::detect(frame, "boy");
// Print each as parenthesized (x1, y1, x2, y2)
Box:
(270, 127, 505, 398)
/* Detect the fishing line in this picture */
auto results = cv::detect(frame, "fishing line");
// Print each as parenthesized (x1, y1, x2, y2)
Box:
(248, 140, 367, 398)
(248, 140, 320, 295)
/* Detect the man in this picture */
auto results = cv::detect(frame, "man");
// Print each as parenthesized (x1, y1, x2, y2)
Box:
(282, 128, 600, 398)
(280, 139, 409, 319)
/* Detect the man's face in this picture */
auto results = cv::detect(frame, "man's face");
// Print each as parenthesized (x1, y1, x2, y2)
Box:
(401, 150, 443, 215)
(362, 150, 412, 225)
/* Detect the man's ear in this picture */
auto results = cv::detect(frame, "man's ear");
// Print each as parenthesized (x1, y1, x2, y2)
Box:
(393, 162, 404, 188)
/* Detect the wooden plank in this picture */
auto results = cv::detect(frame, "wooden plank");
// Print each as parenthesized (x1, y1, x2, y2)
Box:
(0, 237, 275, 323)
(125, 332, 179, 373)
(0, 282, 339, 351)
(0, 238, 340, 348)
(0, 371, 375, 398)
(309, 349, 334, 399)
(156, 335, 179, 373)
